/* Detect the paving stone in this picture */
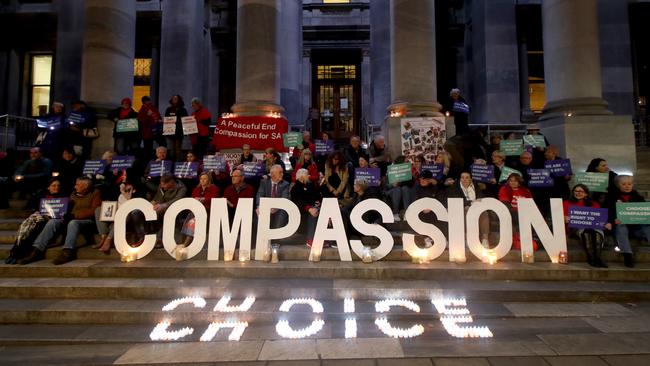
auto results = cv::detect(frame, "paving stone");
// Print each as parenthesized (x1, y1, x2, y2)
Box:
(316, 338, 404, 359)
(113, 341, 264, 364)
(504, 303, 633, 317)
(322, 360, 376, 366)
(267, 361, 320, 366)
(0, 343, 131, 365)
(544, 356, 609, 366)
(601, 355, 650, 366)
(377, 357, 433, 366)
(402, 339, 543, 358)
(258, 339, 318, 360)
(431, 358, 490, 366)
(584, 316, 650, 333)
(537, 333, 639, 355)
(486, 356, 550, 366)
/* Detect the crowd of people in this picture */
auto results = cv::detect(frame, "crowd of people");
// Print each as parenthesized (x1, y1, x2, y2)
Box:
(0, 96, 648, 269)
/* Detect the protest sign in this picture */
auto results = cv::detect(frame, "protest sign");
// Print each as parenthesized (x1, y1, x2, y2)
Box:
(315, 139, 334, 155)
(500, 140, 524, 156)
(616, 202, 650, 225)
(575, 172, 609, 193)
(387, 163, 413, 185)
(400, 117, 446, 162)
(527, 169, 554, 188)
(568, 206, 609, 229)
(116, 118, 138, 133)
(174, 162, 199, 179)
(162, 116, 176, 136)
(181, 116, 198, 135)
(83, 160, 105, 175)
(243, 162, 265, 178)
(283, 132, 303, 148)
(111, 156, 135, 170)
(545, 159, 572, 177)
(148, 160, 173, 177)
(470, 164, 495, 183)
(498, 166, 522, 183)
(523, 134, 546, 148)
(203, 155, 227, 173)
(39, 198, 69, 219)
(421, 164, 445, 180)
(354, 167, 381, 187)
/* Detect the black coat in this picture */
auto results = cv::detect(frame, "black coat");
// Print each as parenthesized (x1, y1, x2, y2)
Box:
(445, 181, 486, 207)
(290, 181, 321, 212)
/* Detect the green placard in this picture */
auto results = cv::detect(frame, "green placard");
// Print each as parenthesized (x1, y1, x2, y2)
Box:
(283, 132, 303, 148)
(387, 163, 413, 185)
(523, 134, 546, 148)
(116, 118, 139, 133)
(616, 202, 650, 225)
(500, 139, 524, 156)
(575, 172, 609, 193)
(498, 166, 522, 183)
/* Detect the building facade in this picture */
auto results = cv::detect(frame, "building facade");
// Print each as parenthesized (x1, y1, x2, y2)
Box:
(0, 0, 647, 171)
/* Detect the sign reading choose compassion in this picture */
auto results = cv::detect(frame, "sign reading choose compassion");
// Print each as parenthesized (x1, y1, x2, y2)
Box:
(616, 202, 650, 225)
(113, 197, 568, 264)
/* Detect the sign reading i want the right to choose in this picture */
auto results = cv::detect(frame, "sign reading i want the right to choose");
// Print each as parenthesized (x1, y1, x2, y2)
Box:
(616, 202, 650, 225)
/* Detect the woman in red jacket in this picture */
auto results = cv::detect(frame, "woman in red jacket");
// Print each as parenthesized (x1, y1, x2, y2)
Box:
(190, 98, 212, 158)
(292, 149, 320, 184)
(180, 172, 220, 246)
(498, 173, 533, 249)
(563, 184, 608, 268)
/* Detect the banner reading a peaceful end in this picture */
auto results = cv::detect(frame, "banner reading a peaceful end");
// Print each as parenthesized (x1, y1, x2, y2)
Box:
(213, 116, 289, 152)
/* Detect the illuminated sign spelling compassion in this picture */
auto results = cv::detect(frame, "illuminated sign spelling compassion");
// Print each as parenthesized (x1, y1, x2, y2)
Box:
(151, 296, 492, 342)
(114, 197, 567, 263)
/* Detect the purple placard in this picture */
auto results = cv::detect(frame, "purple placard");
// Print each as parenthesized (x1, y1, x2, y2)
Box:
(315, 140, 334, 155)
(243, 162, 265, 178)
(527, 169, 554, 188)
(67, 112, 87, 126)
(544, 159, 572, 177)
(203, 155, 227, 173)
(148, 160, 173, 177)
(421, 164, 445, 180)
(470, 164, 495, 183)
(568, 206, 609, 229)
(354, 167, 381, 187)
(39, 198, 69, 219)
(37, 116, 62, 130)
(174, 162, 199, 179)
(111, 156, 135, 170)
(82, 160, 105, 175)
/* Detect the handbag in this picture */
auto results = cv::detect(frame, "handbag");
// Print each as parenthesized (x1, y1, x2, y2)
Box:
(83, 127, 100, 139)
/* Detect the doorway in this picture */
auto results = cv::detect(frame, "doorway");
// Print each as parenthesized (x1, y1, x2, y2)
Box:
(312, 63, 360, 140)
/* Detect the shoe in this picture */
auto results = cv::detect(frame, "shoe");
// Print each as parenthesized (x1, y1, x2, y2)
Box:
(52, 249, 76, 265)
(4, 256, 16, 265)
(623, 253, 635, 268)
(17, 248, 44, 265)
(393, 213, 401, 222)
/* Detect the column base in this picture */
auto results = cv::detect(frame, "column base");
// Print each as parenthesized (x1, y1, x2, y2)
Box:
(540, 115, 636, 175)
(387, 100, 443, 117)
(231, 101, 285, 117)
(540, 97, 612, 120)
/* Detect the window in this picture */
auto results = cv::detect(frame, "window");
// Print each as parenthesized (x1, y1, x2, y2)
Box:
(30, 55, 52, 116)
(317, 65, 356, 80)
(133, 58, 152, 111)
(323, 0, 350, 3)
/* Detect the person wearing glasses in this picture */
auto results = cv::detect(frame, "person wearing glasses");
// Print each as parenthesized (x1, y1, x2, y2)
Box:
(563, 184, 608, 268)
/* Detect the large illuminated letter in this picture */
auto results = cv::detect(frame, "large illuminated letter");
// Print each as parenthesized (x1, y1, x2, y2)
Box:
(349, 198, 394, 261)
(403, 198, 447, 261)
(254, 198, 300, 260)
(163, 198, 207, 260)
(114, 198, 156, 259)
(447, 198, 466, 262)
(465, 198, 513, 260)
(312, 198, 352, 261)
(374, 299, 424, 338)
(150, 296, 207, 341)
(518, 198, 567, 262)
(208, 198, 253, 261)
(432, 298, 493, 338)
(276, 298, 325, 338)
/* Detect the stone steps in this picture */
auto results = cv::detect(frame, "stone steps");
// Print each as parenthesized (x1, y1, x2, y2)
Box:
(2, 259, 650, 281)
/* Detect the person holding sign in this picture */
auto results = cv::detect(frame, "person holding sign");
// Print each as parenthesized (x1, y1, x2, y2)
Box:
(190, 98, 212, 158)
(164, 95, 188, 161)
(607, 175, 650, 268)
(138, 96, 164, 159)
(563, 184, 609, 268)
(66, 100, 97, 159)
(108, 97, 139, 155)
(4, 179, 63, 264)
(94, 181, 140, 254)
(238, 144, 257, 165)
(55, 147, 84, 196)
(144, 147, 173, 196)
(19, 177, 101, 265)
(37, 102, 67, 159)
(13, 147, 54, 208)
(292, 149, 320, 184)
(499, 173, 533, 249)
(586, 158, 618, 206)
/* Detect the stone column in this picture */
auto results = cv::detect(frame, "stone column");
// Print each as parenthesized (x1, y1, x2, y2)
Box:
(53, 0, 84, 104)
(80, 0, 135, 157)
(158, 0, 205, 108)
(540, 0, 635, 174)
(541, 0, 610, 118)
(370, 0, 391, 128)
(279, 0, 302, 126)
(518, 38, 536, 123)
(232, 0, 283, 116)
(470, 0, 520, 124)
(386, 0, 441, 158)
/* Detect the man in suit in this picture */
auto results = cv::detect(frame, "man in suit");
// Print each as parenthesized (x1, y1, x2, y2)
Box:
(256, 164, 290, 228)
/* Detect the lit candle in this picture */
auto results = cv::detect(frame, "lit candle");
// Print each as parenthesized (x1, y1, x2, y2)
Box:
(51, 171, 60, 177)
(271, 244, 280, 263)
(523, 251, 534, 264)
(558, 251, 569, 264)
(14, 175, 23, 182)
(239, 249, 249, 262)
(309, 249, 321, 262)
(224, 249, 234, 262)
(121, 246, 139, 263)
(174, 245, 187, 261)
(484, 250, 497, 265)
(362, 247, 373, 263)
(453, 255, 467, 264)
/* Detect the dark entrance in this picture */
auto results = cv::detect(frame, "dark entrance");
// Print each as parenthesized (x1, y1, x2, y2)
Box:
(311, 50, 361, 140)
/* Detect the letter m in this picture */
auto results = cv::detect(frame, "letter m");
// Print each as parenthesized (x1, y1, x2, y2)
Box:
(207, 198, 254, 261)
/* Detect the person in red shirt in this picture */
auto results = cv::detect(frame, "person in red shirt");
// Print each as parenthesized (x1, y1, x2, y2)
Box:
(180, 172, 220, 246)
(190, 98, 212, 158)
(292, 149, 320, 184)
(222, 168, 255, 220)
(563, 184, 608, 268)
(138, 96, 163, 159)
(498, 173, 533, 249)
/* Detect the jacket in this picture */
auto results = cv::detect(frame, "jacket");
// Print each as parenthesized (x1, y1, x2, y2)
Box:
(223, 183, 255, 208)
(191, 184, 220, 210)
(152, 180, 187, 208)
(256, 179, 290, 206)
(70, 188, 102, 220)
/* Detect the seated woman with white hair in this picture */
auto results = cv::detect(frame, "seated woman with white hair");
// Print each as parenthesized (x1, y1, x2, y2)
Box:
(290, 168, 322, 248)
(607, 175, 650, 268)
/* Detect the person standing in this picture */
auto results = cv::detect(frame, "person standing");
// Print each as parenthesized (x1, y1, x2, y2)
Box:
(190, 98, 212, 158)
(138, 96, 164, 159)
(108, 98, 139, 155)
(448, 88, 470, 136)
(164, 95, 188, 161)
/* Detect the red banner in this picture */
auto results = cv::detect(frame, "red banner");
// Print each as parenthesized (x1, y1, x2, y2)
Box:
(213, 116, 289, 152)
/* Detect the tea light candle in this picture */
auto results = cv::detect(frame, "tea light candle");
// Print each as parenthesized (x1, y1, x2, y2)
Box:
(174, 245, 187, 261)
(51, 171, 60, 177)
(558, 251, 569, 264)
(121, 247, 139, 263)
(453, 255, 467, 264)
(485, 250, 497, 265)
(224, 249, 234, 262)
(239, 249, 249, 262)
(14, 175, 23, 182)
(309, 249, 321, 262)
(523, 251, 534, 264)
(362, 247, 373, 263)
(271, 244, 280, 263)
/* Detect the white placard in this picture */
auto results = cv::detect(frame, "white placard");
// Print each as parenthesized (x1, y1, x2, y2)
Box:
(99, 201, 119, 222)
(181, 116, 198, 135)
(163, 116, 176, 136)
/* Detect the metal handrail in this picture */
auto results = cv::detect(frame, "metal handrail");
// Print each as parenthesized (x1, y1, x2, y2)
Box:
(0, 114, 39, 151)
